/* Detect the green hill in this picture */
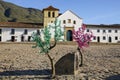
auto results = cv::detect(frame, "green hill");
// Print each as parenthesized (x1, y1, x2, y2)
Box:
(0, 0, 43, 23)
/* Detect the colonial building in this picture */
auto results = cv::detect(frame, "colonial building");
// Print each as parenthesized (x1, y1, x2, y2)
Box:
(86, 24, 120, 43)
(0, 22, 43, 42)
(43, 6, 120, 43)
(0, 6, 120, 43)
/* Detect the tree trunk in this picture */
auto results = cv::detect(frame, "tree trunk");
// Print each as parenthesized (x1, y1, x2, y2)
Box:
(77, 47, 83, 67)
(46, 53, 56, 78)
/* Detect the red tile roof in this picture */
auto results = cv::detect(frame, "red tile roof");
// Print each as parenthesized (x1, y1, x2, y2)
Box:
(43, 6, 59, 11)
(0, 22, 43, 28)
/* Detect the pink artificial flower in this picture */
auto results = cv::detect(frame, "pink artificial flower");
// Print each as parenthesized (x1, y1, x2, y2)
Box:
(73, 24, 94, 49)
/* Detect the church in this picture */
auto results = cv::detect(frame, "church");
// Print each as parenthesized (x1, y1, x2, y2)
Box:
(43, 6, 120, 43)
(0, 6, 120, 43)
(43, 6, 83, 41)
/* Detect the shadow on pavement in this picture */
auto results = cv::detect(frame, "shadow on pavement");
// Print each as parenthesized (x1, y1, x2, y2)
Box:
(105, 74, 120, 80)
(0, 69, 51, 76)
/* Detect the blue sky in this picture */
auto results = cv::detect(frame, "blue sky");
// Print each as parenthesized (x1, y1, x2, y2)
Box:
(4, 0, 120, 24)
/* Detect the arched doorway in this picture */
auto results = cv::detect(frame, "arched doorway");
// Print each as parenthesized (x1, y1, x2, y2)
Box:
(97, 37, 100, 42)
(28, 36, 31, 42)
(11, 36, 15, 42)
(0, 36, 1, 42)
(66, 30, 73, 41)
(108, 37, 112, 42)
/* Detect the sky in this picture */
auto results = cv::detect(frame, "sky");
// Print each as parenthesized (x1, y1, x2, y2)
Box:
(3, 0, 120, 24)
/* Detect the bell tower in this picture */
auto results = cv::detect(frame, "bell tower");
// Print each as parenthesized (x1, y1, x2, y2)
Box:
(43, 6, 59, 27)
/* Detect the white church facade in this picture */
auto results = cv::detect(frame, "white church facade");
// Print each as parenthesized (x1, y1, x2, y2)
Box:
(0, 6, 120, 43)
(57, 10, 83, 41)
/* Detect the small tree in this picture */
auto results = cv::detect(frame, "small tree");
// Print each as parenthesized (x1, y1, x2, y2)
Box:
(73, 24, 94, 66)
(31, 19, 63, 78)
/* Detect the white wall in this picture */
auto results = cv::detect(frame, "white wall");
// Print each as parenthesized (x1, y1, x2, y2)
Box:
(58, 10, 83, 31)
(86, 27, 120, 43)
(1, 28, 40, 42)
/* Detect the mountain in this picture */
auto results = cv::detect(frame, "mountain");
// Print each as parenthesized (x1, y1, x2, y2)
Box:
(0, 0, 43, 23)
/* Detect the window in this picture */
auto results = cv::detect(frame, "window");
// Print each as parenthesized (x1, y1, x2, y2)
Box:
(68, 19, 71, 23)
(11, 29, 15, 34)
(63, 20, 66, 24)
(103, 36, 106, 40)
(115, 30, 118, 33)
(93, 36, 96, 40)
(108, 30, 111, 33)
(0, 29, 2, 34)
(48, 12, 51, 17)
(97, 29, 100, 32)
(87, 29, 89, 32)
(52, 12, 55, 17)
(37, 30, 40, 35)
(115, 36, 118, 40)
(73, 20, 76, 24)
(24, 29, 28, 35)
(103, 30, 106, 33)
